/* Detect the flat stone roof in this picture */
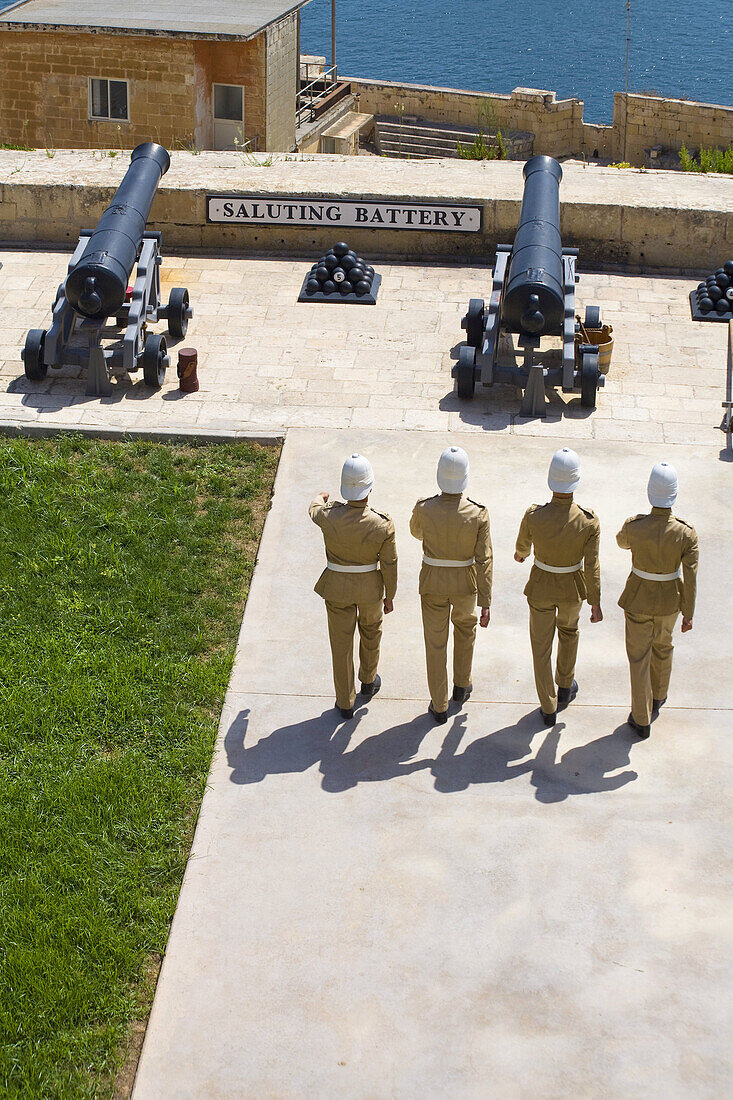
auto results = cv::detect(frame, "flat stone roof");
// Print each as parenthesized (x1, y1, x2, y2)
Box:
(0, 0, 308, 40)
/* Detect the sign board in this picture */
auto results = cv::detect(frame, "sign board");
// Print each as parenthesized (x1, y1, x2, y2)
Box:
(207, 196, 482, 232)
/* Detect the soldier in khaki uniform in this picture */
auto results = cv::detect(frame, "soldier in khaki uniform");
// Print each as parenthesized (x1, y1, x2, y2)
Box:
(410, 446, 492, 724)
(310, 453, 398, 720)
(515, 448, 603, 726)
(617, 461, 698, 739)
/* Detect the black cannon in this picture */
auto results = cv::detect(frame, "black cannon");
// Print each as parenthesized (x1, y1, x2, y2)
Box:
(22, 142, 192, 395)
(455, 155, 604, 416)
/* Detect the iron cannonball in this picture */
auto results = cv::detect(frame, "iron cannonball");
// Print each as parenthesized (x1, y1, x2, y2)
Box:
(716, 273, 731, 289)
(324, 254, 338, 271)
(708, 285, 722, 302)
(724, 260, 733, 277)
(349, 265, 365, 282)
(316, 265, 330, 283)
(322, 279, 337, 294)
(364, 265, 375, 277)
(333, 242, 350, 258)
(355, 280, 371, 296)
(341, 255, 357, 272)
(715, 298, 730, 314)
(697, 282, 706, 293)
(715, 268, 725, 277)
(339, 281, 353, 295)
(699, 297, 714, 312)
(305, 279, 320, 295)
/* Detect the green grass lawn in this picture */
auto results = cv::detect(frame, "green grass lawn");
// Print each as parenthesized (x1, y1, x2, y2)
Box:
(0, 435, 279, 1098)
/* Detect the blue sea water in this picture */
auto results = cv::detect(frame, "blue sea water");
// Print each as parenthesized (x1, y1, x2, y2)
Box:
(301, 0, 731, 123)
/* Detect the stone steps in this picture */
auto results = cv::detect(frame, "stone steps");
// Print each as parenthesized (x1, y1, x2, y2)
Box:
(373, 115, 533, 160)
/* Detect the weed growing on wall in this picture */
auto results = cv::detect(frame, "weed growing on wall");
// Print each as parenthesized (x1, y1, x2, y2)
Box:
(679, 143, 733, 174)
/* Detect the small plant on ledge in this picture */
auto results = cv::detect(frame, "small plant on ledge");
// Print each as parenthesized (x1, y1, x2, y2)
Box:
(679, 142, 733, 175)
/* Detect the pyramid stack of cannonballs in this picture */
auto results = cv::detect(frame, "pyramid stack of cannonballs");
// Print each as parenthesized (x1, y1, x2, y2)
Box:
(298, 241, 380, 304)
(690, 260, 733, 321)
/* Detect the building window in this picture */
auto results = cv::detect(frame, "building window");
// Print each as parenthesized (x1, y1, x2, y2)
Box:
(89, 78, 129, 122)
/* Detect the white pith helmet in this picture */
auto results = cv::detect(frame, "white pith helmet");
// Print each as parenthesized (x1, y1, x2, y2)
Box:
(548, 447, 581, 494)
(341, 453, 374, 501)
(437, 446, 469, 494)
(647, 462, 678, 508)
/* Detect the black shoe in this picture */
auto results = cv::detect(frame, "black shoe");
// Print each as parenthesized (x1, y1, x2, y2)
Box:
(557, 679, 578, 710)
(428, 702, 448, 725)
(628, 713, 650, 739)
(360, 674, 381, 699)
(337, 704, 354, 720)
(452, 684, 472, 704)
(652, 696, 667, 714)
(540, 709, 557, 727)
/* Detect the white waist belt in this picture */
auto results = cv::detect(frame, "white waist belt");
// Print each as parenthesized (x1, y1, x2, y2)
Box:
(632, 566, 681, 582)
(534, 559, 583, 574)
(327, 562, 379, 574)
(423, 555, 475, 568)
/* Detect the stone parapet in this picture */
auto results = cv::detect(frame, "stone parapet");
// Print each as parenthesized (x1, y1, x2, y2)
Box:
(0, 150, 730, 269)
(349, 79, 733, 167)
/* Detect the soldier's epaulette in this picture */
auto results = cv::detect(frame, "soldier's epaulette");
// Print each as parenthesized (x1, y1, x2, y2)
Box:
(467, 496, 486, 509)
(373, 508, 391, 522)
(627, 513, 646, 523)
(578, 505, 597, 520)
(675, 516, 694, 529)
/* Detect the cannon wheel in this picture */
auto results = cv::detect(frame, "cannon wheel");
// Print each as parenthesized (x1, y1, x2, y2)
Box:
(464, 298, 485, 348)
(456, 345, 476, 400)
(584, 305, 601, 329)
(23, 329, 48, 381)
(167, 287, 190, 339)
(580, 352, 599, 408)
(142, 333, 167, 389)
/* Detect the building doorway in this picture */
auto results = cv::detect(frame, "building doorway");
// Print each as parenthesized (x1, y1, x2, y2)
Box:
(213, 84, 245, 150)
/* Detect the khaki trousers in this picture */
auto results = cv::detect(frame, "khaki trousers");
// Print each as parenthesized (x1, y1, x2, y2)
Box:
(528, 597, 582, 714)
(624, 610, 678, 726)
(325, 599, 383, 709)
(420, 593, 477, 713)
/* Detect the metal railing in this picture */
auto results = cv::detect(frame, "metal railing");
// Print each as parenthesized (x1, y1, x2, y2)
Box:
(296, 65, 339, 128)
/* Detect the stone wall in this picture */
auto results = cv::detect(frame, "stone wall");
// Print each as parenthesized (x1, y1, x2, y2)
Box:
(351, 80, 585, 158)
(0, 150, 730, 270)
(0, 29, 277, 153)
(265, 14, 298, 152)
(192, 38, 266, 152)
(614, 93, 733, 165)
(0, 30, 196, 150)
(349, 79, 733, 166)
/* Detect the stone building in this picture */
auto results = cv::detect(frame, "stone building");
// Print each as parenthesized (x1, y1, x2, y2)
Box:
(0, 0, 308, 151)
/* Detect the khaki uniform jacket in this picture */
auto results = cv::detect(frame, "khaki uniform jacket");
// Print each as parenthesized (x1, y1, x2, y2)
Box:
(409, 493, 493, 607)
(616, 507, 698, 618)
(310, 497, 397, 603)
(515, 496, 601, 606)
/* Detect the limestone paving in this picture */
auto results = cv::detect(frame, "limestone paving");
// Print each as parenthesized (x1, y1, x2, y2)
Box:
(0, 249, 728, 447)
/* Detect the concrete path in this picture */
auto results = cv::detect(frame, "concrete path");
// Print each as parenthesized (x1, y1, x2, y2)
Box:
(134, 428, 732, 1099)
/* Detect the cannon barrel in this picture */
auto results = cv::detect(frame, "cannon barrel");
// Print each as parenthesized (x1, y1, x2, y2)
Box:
(65, 142, 170, 319)
(502, 155, 564, 337)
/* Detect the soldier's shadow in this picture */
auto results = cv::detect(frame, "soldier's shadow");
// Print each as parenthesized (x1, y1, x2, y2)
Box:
(431, 711, 547, 792)
(225, 707, 361, 785)
(529, 724, 638, 803)
(319, 711, 434, 792)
